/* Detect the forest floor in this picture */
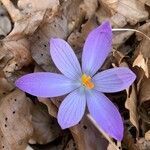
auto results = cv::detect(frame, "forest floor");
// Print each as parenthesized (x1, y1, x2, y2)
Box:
(0, 0, 150, 150)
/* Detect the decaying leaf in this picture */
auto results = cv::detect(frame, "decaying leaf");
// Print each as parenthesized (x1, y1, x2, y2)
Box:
(0, 0, 150, 149)
(38, 97, 57, 118)
(30, 14, 68, 72)
(133, 52, 149, 77)
(30, 0, 85, 72)
(136, 138, 150, 150)
(122, 129, 139, 150)
(112, 31, 134, 49)
(30, 102, 61, 144)
(137, 22, 150, 58)
(99, 0, 148, 25)
(0, 89, 33, 150)
(68, 17, 97, 51)
(145, 130, 150, 141)
(0, 4, 12, 37)
(139, 77, 150, 123)
(70, 116, 108, 150)
(125, 85, 139, 133)
(0, 76, 14, 98)
(2, 38, 32, 79)
(80, 0, 98, 18)
(1, 0, 59, 38)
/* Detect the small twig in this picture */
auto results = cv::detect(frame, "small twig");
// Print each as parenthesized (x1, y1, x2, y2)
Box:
(112, 28, 150, 41)
(87, 114, 120, 150)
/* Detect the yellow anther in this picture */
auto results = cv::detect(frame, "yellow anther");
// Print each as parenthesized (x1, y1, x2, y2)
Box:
(81, 74, 94, 89)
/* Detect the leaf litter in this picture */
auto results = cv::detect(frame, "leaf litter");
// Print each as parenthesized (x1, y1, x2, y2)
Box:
(0, 0, 150, 149)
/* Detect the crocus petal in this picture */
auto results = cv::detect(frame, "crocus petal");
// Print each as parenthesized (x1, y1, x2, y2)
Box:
(15, 73, 80, 97)
(58, 88, 86, 129)
(82, 21, 112, 76)
(50, 38, 82, 80)
(86, 90, 123, 141)
(93, 67, 136, 93)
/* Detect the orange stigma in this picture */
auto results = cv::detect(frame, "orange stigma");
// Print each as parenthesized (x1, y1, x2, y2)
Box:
(81, 74, 94, 89)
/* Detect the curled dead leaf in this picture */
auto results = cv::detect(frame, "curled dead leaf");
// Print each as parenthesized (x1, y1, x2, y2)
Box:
(139, 77, 150, 123)
(125, 85, 139, 133)
(2, 38, 32, 79)
(133, 52, 149, 78)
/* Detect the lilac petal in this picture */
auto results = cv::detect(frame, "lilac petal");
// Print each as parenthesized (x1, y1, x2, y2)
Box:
(58, 88, 86, 129)
(82, 21, 112, 76)
(15, 73, 80, 97)
(86, 90, 123, 141)
(50, 38, 82, 80)
(93, 67, 136, 93)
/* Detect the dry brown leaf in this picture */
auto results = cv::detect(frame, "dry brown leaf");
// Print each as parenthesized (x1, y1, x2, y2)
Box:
(30, 102, 61, 144)
(96, 6, 111, 25)
(137, 22, 150, 58)
(1, 0, 59, 38)
(62, 0, 85, 32)
(64, 139, 76, 150)
(139, 0, 150, 10)
(0, 76, 14, 98)
(0, 5, 12, 37)
(68, 18, 97, 51)
(30, 0, 85, 72)
(18, 0, 59, 12)
(99, 0, 148, 26)
(107, 143, 121, 150)
(133, 52, 149, 77)
(122, 129, 139, 150)
(25, 145, 34, 150)
(38, 98, 57, 118)
(145, 130, 150, 141)
(70, 116, 108, 150)
(125, 85, 139, 133)
(139, 77, 150, 123)
(112, 50, 125, 67)
(30, 14, 68, 72)
(0, 128, 10, 150)
(80, 0, 98, 18)
(0, 89, 34, 150)
(112, 31, 134, 49)
(136, 138, 150, 150)
(1, 38, 32, 79)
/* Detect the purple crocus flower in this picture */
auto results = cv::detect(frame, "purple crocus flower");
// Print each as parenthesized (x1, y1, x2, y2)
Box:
(15, 21, 136, 141)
